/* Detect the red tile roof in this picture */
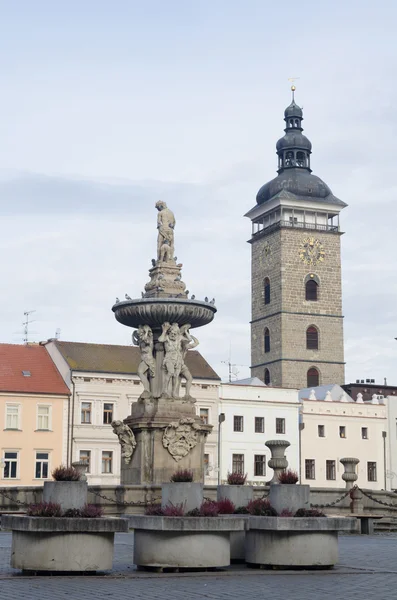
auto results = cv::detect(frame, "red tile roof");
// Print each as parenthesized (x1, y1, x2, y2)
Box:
(0, 344, 70, 395)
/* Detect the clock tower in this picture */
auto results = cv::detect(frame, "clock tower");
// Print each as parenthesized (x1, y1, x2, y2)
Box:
(245, 88, 347, 389)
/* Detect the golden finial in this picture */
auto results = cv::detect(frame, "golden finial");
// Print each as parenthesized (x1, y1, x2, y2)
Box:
(288, 77, 299, 101)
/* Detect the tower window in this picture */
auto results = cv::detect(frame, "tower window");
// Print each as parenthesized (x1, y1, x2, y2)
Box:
(285, 151, 294, 167)
(296, 151, 305, 167)
(307, 367, 319, 387)
(306, 326, 319, 350)
(264, 368, 270, 385)
(306, 279, 318, 301)
(264, 328, 270, 353)
(264, 277, 270, 305)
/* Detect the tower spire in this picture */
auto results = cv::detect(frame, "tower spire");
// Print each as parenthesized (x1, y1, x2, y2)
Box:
(275, 88, 312, 173)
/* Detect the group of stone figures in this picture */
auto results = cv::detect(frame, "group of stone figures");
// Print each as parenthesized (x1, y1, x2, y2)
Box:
(133, 321, 198, 400)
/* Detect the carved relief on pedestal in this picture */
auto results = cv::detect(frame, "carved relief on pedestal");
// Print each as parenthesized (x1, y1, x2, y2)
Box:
(132, 324, 156, 399)
(162, 417, 201, 461)
(111, 420, 137, 464)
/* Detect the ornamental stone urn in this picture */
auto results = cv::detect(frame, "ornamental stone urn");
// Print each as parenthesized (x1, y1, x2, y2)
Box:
(340, 457, 359, 490)
(265, 439, 290, 484)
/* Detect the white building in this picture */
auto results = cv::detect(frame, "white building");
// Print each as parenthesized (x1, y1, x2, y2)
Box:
(43, 340, 220, 486)
(219, 379, 300, 484)
(385, 395, 397, 491)
(300, 385, 388, 490)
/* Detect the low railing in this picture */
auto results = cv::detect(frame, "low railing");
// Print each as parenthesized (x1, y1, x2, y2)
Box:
(252, 220, 339, 237)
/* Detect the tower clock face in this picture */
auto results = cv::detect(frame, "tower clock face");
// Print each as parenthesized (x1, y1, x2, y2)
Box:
(299, 237, 325, 266)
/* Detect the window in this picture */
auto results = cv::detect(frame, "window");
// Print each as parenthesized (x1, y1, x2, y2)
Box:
(264, 328, 270, 353)
(6, 405, 20, 429)
(81, 402, 92, 424)
(232, 454, 244, 474)
(103, 403, 113, 424)
(326, 460, 336, 480)
(307, 367, 319, 387)
(204, 453, 210, 476)
(339, 426, 346, 438)
(367, 462, 377, 482)
(264, 278, 270, 305)
(254, 455, 266, 476)
(306, 279, 318, 301)
(362, 427, 368, 440)
(264, 368, 270, 385)
(37, 405, 50, 430)
(80, 450, 91, 473)
(200, 408, 209, 424)
(305, 459, 315, 480)
(255, 417, 264, 433)
(102, 451, 113, 474)
(306, 326, 319, 350)
(276, 418, 285, 434)
(296, 151, 305, 167)
(233, 416, 244, 432)
(3, 452, 18, 479)
(35, 452, 49, 479)
(318, 425, 325, 437)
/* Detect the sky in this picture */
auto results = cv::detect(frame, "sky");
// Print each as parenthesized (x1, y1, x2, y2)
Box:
(0, 0, 396, 385)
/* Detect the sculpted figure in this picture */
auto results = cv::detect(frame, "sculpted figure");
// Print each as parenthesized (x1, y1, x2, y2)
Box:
(178, 324, 199, 400)
(111, 420, 137, 464)
(156, 201, 175, 262)
(132, 325, 155, 398)
(159, 322, 182, 398)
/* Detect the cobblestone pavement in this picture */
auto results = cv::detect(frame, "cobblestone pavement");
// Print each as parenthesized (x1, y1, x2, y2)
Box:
(1, 533, 397, 599)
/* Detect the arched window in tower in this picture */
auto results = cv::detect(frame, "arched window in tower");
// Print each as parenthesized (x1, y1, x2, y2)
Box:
(306, 326, 319, 350)
(264, 368, 270, 385)
(285, 151, 294, 167)
(306, 279, 318, 301)
(294, 119, 299, 127)
(307, 367, 319, 387)
(296, 151, 305, 167)
(264, 328, 270, 353)
(264, 277, 270, 305)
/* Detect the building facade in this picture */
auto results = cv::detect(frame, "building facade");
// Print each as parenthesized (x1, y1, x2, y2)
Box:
(219, 379, 300, 484)
(43, 340, 220, 485)
(0, 344, 70, 486)
(245, 89, 346, 389)
(300, 385, 388, 490)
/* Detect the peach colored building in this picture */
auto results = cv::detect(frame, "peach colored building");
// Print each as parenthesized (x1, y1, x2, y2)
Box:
(0, 344, 70, 486)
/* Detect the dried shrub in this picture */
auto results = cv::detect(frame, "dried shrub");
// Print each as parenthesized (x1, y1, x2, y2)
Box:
(294, 508, 326, 518)
(246, 498, 277, 516)
(199, 501, 219, 517)
(52, 465, 81, 481)
(234, 505, 249, 514)
(279, 508, 294, 517)
(27, 502, 62, 517)
(162, 503, 185, 516)
(80, 504, 104, 518)
(278, 470, 299, 484)
(186, 508, 201, 517)
(145, 504, 165, 516)
(227, 471, 247, 485)
(63, 508, 82, 518)
(217, 498, 236, 514)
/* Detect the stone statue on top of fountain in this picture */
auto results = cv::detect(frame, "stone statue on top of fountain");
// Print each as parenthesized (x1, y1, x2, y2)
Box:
(132, 325, 156, 399)
(159, 322, 199, 401)
(156, 201, 175, 263)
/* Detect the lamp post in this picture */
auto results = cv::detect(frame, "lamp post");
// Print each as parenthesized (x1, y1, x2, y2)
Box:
(218, 413, 225, 485)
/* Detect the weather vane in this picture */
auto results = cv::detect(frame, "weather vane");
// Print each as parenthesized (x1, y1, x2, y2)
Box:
(288, 77, 300, 100)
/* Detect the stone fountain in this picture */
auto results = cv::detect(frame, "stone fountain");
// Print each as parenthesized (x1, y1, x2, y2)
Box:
(112, 201, 216, 484)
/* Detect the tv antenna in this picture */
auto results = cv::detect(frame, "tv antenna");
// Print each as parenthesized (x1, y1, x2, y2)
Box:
(23, 310, 36, 344)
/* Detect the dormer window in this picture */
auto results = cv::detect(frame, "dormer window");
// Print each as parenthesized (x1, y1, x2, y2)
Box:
(22, 370, 31, 377)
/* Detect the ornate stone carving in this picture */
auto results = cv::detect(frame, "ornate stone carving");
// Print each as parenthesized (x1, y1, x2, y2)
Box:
(162, 417, 201, 461)
(132, 325, 155, 398)
(156, 201, 175, 263)
(158, 322, 199, 400)
(111, 420, 137, 464)
(178, 324, 199, 400)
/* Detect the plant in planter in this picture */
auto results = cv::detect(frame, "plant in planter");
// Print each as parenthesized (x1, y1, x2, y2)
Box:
(145, 504, 165, 516)
(278, 469, 299, 484)
(246, 498, 277, 516)
(170, 469, 193, 482)
(27, 502, 62, 517)
(279, 508, 294, 517)
(163, 503, 185, 516)
(52, 465, 81, 481)
(294, 508, 326, 518)
(43, 464, 87, 512)
(217, 498, 235, 514)
(227, 471, 247, 485)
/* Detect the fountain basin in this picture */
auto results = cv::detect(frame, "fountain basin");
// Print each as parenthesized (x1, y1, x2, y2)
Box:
(112, 298, 217, 329)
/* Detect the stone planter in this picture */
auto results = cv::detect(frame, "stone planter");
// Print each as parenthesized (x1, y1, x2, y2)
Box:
(265, 439, 290, 484)
(245, 516, 357, 569)
(128, 515, 245, 570)
(269, 484, 310, 515)
(161, 482, 203, 512)
(43, 481, 88, 511)
(2, 515, 128, 572)
(217, 485, 253, 561)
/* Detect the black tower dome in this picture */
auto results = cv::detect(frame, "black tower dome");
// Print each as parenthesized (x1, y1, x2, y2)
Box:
(256, 88, 346, 208)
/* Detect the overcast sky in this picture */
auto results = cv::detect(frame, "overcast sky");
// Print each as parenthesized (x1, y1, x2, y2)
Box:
(0, 1, 396, 385)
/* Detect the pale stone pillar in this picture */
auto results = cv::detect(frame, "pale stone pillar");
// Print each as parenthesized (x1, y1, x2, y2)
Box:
(265, 439, 290, 484)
